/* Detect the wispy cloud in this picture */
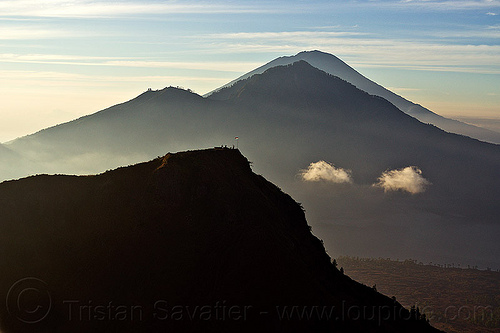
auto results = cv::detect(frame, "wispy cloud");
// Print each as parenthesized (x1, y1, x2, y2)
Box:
(206, 30, 500, 74)
(0, 54, 119, 61)
(428, 28, 500, 38)
(0, 27, 74, 40)
(486, 11, 498, 14)
(103, 60, 263, 72)
(387, 0, 500, 10)
(0, 53, 261, 72)
(211, 31, 368, 39)
(0, 69, 230, 88)
(3, 0, 496, 19)
(0, 0, 280, 18)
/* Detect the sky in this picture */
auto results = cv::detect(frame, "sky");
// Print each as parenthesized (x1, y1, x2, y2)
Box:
(1, 0, 499, 142)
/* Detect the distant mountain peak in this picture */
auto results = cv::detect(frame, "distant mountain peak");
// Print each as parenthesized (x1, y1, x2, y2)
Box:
(209, 59, 352, 100)
(207, 50, 500, 144)
(136, 85, 202, 102)
(209, 58, 415, 125)
(298, 49, 324, 54)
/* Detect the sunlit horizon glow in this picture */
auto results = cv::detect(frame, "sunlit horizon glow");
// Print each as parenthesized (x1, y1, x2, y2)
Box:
(1, 0, 499, 142)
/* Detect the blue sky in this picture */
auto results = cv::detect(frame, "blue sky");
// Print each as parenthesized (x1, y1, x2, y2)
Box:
(1, 0, 499, 142)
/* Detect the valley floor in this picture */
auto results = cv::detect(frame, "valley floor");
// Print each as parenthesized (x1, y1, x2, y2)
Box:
(337, 256, 500, 333)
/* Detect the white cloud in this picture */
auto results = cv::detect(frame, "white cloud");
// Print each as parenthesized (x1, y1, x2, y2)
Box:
(206, 31, 500, 74)
(0, 53, 119, 61)
(0, 27, 73, 40)
(103, 60, 262, 72)
(486, 11, 498, 14)
(2, 0, 495, 19)
(384, 0, 500, 10)
(0, 0, 278, 18)
(210, 31, 368, 39)
(0, 53, 261, 72)
(0, 69, 231, 88)
(300, 161, 353, 184)
(374, 166, 431, 194)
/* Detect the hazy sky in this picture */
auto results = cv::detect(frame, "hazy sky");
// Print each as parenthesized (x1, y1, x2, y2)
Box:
(1, 0, 499, 142)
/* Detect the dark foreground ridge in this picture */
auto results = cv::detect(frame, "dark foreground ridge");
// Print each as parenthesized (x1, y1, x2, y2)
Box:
(0, 148, 440, 332)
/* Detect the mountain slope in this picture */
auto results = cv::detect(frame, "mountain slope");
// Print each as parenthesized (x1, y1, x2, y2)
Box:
(4, 87, 218, 176)
(0, 144, 13, 162)
(0, 143, 34, 181)
(0, 148, 440, 333)
(207, 50, 500, 144)
(3, 61, 500, 268)
(210, 61, 499, 195)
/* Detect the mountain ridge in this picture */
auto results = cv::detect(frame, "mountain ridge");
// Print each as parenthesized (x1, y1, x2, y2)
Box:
(0, 148, 441, 333)
(211, 61, 422, 125)
(207, 50, 500, 144)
